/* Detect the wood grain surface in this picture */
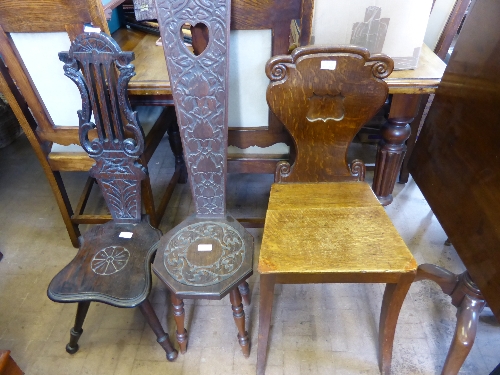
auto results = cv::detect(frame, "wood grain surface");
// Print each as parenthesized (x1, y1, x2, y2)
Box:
(409, 0, 500, 320)
(259, 182, 415, 275)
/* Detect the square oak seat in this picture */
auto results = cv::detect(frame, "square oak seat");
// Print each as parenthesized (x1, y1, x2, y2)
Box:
(259, 182, 416, 278)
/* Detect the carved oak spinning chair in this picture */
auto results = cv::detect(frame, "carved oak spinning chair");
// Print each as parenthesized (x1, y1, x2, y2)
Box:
(257, 46, 418, 375)
(0, 0, 182, 248)
(47, 32, 177, 361)
(151, 0, 254, 358)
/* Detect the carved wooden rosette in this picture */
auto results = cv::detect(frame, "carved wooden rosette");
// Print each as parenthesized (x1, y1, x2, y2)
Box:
(59, 33, 147, 223)
(155, 0, 231, 217)
(266, 46, 393, 183)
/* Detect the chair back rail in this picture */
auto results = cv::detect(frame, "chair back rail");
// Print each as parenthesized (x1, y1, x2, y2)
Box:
(266, 46, 394, 183)
(59, 32, 146, 223)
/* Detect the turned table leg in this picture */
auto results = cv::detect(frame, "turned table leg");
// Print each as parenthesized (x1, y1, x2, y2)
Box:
(230, 287, 250, 358)
(138, 299, 178, 362)
(415, 265, 485, 375)
(373, 94, 421, 205)
(171, 294, 188, 354)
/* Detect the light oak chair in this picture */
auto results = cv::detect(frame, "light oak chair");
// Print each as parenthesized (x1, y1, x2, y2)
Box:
(257, 46, 417, 375)
(0, 0, 182, 247)
(47, 32, 177, 360)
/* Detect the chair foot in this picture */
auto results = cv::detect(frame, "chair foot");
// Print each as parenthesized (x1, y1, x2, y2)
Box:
(238, 281, 251, 305)
(66, 301, 90, 355)
(138, 299, 178, 361)
(176, 328, 188, 354)
(230, 287, 250, 358)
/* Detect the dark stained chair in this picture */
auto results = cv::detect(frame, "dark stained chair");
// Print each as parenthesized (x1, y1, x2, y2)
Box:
(0, 0, 183, 248)
(151, 0, 254, 357)
(47, 32, 177, 361)
(257, 46, 418, 375)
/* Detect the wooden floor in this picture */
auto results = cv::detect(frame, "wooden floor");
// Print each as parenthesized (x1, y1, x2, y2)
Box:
(0, 133, 498, 374)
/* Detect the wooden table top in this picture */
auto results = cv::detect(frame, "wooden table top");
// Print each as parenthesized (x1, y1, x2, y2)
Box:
(113, 28, 446, 97)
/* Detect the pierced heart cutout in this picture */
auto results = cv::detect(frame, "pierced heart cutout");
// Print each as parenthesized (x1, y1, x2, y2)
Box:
(181, 22, 209, 56)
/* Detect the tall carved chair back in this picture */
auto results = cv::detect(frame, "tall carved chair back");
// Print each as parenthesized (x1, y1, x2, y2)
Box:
(151, 0, 254, 357)
(257, 46, 418, 375)
(0, 0, 179, 247)
(47, 32, 177, 361)
(267, 46, 392, 183)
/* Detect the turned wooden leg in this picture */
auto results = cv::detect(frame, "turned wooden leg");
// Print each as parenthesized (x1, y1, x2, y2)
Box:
(167, 116, 187, 184)
(373, 94, 421, 206)
(415, 265, 486, 375)
(171, 294, 188, 354)
(138, 299, 178, 362)
(238, 281, 251, 306)
(66, 301, 90, 354)
(379, 272, 415, 375)
(257, 274, 276, 375)
(229, 287, 250, 358)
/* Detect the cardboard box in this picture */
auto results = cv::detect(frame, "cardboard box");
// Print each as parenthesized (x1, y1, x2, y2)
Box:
(312, 0, 433, 70)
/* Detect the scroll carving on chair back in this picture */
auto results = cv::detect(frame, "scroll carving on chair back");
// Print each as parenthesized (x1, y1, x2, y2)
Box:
(266, 46, 393, 183)
(155, 0, 231, 217)
(59, 32, 146, 223)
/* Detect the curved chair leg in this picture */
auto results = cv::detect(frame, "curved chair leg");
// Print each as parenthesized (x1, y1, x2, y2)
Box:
(171, 294, 188, 354)
(66, 301, 90, 354)
(229, 287, 250, 358)
(238, 281, 251, 306)
(441, 294, 485, 375)
(138, 299, 178, 362)
(167, 117, 188, 184)
(379, 272, 415, 375)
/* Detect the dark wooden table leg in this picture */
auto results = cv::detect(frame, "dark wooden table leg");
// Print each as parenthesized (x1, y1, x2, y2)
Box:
(66, 301, 91, 354)
(399, 94, 430, 184)
(0, 251, 3, 262)
(138, 299, 178, 362)
(171, 294, 188, 354)
(257, 274, 276, 375)
(415, 265, 486, 375)
(373, 94, 421, 205)
(238, 280, 251, 306)
(379, 272, 415, 375)
(167, 117, 187, 184)
(229, 287, 250, 358)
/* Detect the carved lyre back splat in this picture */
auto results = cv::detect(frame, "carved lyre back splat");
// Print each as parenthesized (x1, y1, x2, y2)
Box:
(156, 0, 230, 217)
(59, 33, 146, 223)
(266, 46, 393, 183)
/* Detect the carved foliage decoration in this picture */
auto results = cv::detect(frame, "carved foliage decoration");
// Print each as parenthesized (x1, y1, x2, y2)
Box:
(155, 0, 230, 216)
(163, 222, 246, 286)
(266, 46, 393, 183)
(59, 33, 147, 222)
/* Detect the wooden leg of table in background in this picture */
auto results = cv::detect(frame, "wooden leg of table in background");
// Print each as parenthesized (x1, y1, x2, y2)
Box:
(415, 264, 486, 375)
(373, 94, 421, 205)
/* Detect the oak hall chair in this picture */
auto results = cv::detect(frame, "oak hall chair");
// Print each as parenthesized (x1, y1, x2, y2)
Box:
(257, 46, 417, 375)
(0, 0, 181, 247)
(47, 32, 177, 360)
(152, 0, 254, 357)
